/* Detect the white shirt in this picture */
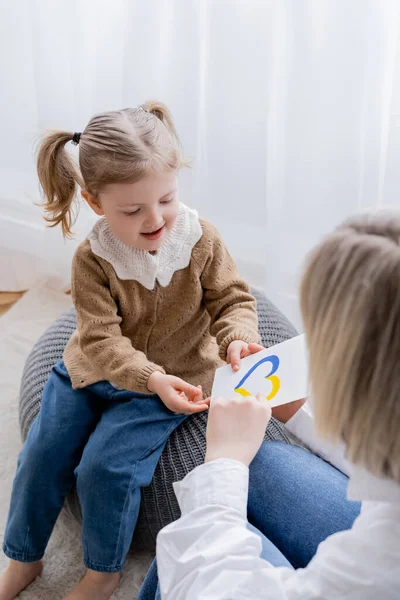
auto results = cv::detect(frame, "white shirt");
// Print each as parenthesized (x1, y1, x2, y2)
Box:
(156, 405, 400, 599)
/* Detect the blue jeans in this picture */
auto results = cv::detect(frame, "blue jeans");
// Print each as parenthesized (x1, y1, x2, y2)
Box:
(137, 441, 361, 600)
(3, 361, 186, 572)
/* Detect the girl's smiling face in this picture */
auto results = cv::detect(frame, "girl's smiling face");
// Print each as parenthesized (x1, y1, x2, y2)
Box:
(82, 170, 179, 251)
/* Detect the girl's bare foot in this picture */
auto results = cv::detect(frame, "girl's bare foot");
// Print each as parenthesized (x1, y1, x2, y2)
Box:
(0, 559, 43, 600)
(63, 569, 121, 600)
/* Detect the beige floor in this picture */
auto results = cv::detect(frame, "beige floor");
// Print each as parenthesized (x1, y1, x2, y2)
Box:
(0, 291, 25, 316)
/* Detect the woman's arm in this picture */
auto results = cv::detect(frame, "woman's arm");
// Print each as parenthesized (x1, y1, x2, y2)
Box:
(157, 460, 296, 600)
(156, 396, 364, 600)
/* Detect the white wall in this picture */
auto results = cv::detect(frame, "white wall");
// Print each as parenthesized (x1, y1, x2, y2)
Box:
(1, 0, 400, 330)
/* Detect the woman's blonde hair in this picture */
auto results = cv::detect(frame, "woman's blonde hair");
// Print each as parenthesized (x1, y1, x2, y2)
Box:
(37, 101, 185, 238)
(300, 212, 400, 483)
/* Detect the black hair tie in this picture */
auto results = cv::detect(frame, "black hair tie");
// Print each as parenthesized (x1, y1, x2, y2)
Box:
(72, 132, 81, 146)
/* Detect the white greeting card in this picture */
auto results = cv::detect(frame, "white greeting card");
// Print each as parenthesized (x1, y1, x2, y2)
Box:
(211, 334, 309, 408)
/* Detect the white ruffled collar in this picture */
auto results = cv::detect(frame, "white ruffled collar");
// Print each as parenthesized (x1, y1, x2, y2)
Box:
(87, 203, 203, 290)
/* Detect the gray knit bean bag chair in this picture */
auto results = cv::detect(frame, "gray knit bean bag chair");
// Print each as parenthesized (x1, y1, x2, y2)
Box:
(19, 288, 297, 551)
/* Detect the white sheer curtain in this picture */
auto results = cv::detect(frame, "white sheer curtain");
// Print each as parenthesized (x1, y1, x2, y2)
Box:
(1, 0, 400, 327)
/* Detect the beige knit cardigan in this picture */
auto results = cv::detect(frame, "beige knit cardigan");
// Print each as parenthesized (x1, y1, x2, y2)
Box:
(64, 219, 260, 398)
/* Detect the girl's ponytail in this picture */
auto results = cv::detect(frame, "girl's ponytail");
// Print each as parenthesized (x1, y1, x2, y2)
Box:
(143, 100, 183, 153)
(36, 131, 81, 238)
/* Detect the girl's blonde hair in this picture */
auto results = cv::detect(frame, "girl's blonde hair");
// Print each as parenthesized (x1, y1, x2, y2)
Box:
(37, 101, 185, 238)
(300, 212, 400, 483)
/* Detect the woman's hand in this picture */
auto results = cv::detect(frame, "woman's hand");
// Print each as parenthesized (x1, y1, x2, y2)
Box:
(205, 394, 271, 466)
(148, 372, 210, 414)
(226, 341, 264, 371)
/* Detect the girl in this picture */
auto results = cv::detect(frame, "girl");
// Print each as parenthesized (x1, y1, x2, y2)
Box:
(0, 101, 263, 600)
(153, 212, 400, 599)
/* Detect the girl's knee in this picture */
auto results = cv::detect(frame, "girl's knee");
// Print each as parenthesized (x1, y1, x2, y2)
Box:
(24, 422, 67, 460)
(75, 454, 112, 492)
(17, 435, 56, 476)
(76, 452, 135, 499)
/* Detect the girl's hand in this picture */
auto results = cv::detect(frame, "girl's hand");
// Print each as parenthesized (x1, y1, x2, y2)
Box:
(148, 372, 210, 414)
(226, 341, 264, 372)
(205, 394, 271, 466)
